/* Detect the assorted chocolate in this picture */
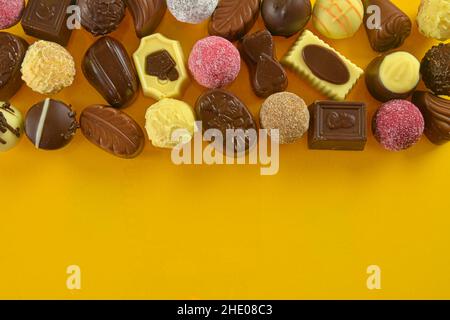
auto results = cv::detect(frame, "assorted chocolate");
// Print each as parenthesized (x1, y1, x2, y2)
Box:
(21, 0, 75, 46)
(209, 0, 260, 41)
(240, 30, 288, 98)
(0, 102, 23, 152)
(24, 98, 78, 150)
(0, 32, 28, 101)
(365, 51, 420, 102)
(261, 0, 311, 38)
(420, 43, 450, 96)
(83, 36, 139, 109)
(78, 0, 126, 36)
(126, 0, 166, 38)
(80, 105, 145, 158)
(363, 0, 412, 52)
(309, 101, 367, 151)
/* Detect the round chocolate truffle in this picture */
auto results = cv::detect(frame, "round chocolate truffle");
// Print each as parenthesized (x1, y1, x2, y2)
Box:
(260, 92, 310, 144)
(261, 0, 312, 37)
(78, 0, 126, 36)
(25, 99, 78, 150)
(0, 102, 23, 152)
(167, 0, 219, 24)
(420, 43, 450, 96)
(417, 0, 450, 41)
(372, 100, 424, 151)
(188, 36, 240, 89)
(0, 0, 24, 30)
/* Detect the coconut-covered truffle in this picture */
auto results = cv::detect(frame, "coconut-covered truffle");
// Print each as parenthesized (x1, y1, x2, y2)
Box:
(0, 0, 24, 30)
(21, 41, 76, 95)
(417, 0, 450, 41)
(260, 92, 310, 144)
(372, 100, 424, 151)
(167, 0, 219, 24)
(421, 43, 450, 96)
(188, 36, 240, 89)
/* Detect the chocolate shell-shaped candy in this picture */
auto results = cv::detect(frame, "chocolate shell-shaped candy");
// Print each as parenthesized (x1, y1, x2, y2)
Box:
(363, 0, 412, 52)
(126, 0, 167, 38)
(82, 36, 139, 109)
(78, 0, 126, 36)
(0, 32, 29, 101)
(240, 30, 288, 98)
(80, 105, 145, 158)
(196, 89, 257, 154)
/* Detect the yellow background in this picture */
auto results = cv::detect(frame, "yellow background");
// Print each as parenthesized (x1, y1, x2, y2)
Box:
(1, 0, 449, 299)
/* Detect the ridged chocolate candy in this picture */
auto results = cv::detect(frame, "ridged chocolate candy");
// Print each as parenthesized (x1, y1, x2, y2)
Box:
(126, 0, 166, 38)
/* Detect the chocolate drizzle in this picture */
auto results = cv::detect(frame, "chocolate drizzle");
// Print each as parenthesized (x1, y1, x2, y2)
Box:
(0, 105, 21, 145)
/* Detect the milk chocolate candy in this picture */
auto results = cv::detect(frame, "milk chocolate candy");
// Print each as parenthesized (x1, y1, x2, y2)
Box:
(83, 36, 139, 109)
(126, 0, 166, 38)
(80, 105, 145, 158)
(309, 101, 367, 151)
(25, 98, 78, 150)
(412, 91, 450, 145)
(78, 0, 126, 36)
(365, 51, 420, 102)
(240, 30, 288, 98)
(209, 0, 260, 41)
(262, 0, 312, 37)
(0, 32, 28, 101)
(363, 0, 412, 52)
(21, 0, 75, 46)
(196, 89, 257, 154)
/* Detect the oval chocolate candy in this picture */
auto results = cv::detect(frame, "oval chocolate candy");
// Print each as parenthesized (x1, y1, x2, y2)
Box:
(82, 36, 139, 109)
(78, 0, 126, 36)
(126, 0, 167, 38)
(196, 89, 257, 153)
(80, 105, 145, 158)
(302, 44, 350, 85)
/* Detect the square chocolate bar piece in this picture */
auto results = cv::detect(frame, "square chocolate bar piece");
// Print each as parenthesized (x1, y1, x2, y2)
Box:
(308, 101, 367, 151)
(21, 0, 75, 46)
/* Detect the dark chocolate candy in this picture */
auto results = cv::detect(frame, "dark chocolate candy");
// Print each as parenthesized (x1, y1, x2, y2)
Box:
(302, 45, 350, 85)
(25, 98, 78, 150)
(126, 0, 166, 38)
(196, 89, 257, 154)
(80, 105, 145, 158)
(420, 43, 450, 96)
(412, 91, 450, 145)
(308, 101, 367, 151)
(78, 0, 126, 36)
(21, 0, 75, 46)
(261, 0, 312, 37)
(146, 50, 179, 81)
(82, 36, 139, 109)
(0, 32, 28, 101)
(363, 0, 411, 52)
(240, 30, 288, 98)
(209, 0, 260, 41)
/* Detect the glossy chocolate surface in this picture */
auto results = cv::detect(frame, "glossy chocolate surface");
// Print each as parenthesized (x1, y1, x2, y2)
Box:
(82, 36, 139, 109)
(21, 0, 75, 46)
(262, 0, 312, 37)
(78, 0, 126, 36)
(126, 0, 166, 38)
(308, 101, 367, 151)
(240, 30, 288, 98)
(0, 32, 28, 101)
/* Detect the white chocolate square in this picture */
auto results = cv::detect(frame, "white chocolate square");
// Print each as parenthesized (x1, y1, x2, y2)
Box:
(282, 30, 364, 101)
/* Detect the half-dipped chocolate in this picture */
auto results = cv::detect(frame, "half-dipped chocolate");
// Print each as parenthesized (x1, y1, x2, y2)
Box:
(363, 0, 412, 52)
(240, 30, 288, 98)
(412, 91, 450, 145)
(126, 0, 166, 38)
(366, 51, 420, 102)
(262, 0, 311, 37)
(83, 36, 139, 109)
(0, 32, 28, 101)
(78, 0, 126, 36)
(80, 105, 145, 158)
(25, 98, 78, 150)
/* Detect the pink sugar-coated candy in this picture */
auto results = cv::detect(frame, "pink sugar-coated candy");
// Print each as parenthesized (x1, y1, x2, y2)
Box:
(373, 100, 425, 151)
(188, 36, 240, 89)
(0, 0, 24, 30)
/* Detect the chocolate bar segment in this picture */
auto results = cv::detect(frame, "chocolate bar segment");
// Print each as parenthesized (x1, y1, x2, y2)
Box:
(21, 0, 75, 46)
(82, 36, 139, 109)
(308, 101, 367, 151)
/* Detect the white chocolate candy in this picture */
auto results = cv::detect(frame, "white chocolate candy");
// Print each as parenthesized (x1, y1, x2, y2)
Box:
(0, 102, 23, 152)
(379, 52, 420, 94)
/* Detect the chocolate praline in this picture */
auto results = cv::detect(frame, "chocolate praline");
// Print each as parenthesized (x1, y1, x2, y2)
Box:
(261, 0, 312, 37)
(420, 43, 450, 96)
(78, 0, 126, 36)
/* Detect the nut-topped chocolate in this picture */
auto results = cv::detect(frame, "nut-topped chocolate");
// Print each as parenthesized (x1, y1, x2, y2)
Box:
(240, 30, 288, 98)
(363, 0, 412, 52)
